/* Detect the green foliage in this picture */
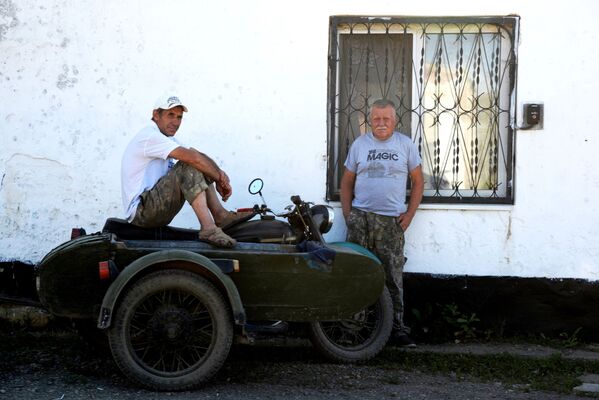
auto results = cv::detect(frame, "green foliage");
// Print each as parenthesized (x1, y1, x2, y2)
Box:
(441, 303, 480, 342)
(537, 327, 583, 349)
(559, 327, 583, 348)
(410, 302, 482, 343)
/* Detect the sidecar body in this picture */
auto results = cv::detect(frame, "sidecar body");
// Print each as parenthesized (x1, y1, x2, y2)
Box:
(38, 218, 384, 325)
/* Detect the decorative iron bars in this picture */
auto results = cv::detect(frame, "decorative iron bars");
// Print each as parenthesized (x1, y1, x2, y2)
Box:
(327, 16, 519, 204)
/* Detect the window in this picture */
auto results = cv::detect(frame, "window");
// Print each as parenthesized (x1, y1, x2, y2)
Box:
(326, 16, 519, 204)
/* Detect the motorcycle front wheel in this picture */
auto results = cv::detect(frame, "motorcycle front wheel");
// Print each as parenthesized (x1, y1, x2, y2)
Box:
(308, 286, 393, 363)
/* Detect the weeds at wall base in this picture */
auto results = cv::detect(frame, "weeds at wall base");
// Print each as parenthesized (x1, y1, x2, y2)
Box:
(409, 302, 586, 349)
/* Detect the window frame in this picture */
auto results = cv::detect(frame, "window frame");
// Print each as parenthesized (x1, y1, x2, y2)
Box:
(326, 15, 520, 205)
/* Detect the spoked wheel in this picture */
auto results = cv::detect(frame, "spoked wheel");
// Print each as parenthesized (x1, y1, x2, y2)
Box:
(107, 270, 233, 391)
(308, 287, 393, 363)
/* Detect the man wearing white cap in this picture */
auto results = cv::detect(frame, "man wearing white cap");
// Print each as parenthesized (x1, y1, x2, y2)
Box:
(120, 95, 249, 247)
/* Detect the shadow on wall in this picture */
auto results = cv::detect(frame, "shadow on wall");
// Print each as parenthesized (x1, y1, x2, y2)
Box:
(404, 273, 599, 342)
(0, 261, 38, 304)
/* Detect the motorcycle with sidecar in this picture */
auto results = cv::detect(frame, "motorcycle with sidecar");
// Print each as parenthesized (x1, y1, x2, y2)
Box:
(36, 178, 393, 391)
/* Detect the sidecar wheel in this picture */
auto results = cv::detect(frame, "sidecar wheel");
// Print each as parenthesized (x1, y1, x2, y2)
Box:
(308, 287, 393, 363)
(107, 270, 233, 391)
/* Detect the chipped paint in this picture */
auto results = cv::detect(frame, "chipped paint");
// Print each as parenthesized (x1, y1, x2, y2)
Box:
(0, 0, 18, 41)
(56, 64, 78, 90)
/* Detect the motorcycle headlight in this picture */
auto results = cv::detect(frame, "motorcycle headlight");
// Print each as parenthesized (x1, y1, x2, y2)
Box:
(310, 204, 335, 234)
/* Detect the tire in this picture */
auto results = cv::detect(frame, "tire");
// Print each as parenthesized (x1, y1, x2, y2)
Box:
(308, 287, 393, 363)
(107, 270, 233, 391)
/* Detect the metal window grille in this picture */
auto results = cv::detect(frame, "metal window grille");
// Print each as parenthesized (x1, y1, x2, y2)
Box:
(326, 16, 519, 204)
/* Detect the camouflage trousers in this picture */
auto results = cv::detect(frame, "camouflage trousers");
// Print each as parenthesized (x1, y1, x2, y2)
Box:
(346, 208, 409, 333)
(131, 162, 209, 228)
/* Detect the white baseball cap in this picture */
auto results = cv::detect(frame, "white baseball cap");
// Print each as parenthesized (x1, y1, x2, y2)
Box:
(153, 95, 188, 112)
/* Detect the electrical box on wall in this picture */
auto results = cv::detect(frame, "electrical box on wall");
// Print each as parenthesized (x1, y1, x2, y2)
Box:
(519, 102, 544, 130)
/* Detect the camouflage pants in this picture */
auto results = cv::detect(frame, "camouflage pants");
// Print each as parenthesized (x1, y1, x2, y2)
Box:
(131, 162, 209, 228)
(346, 208, 408, 333)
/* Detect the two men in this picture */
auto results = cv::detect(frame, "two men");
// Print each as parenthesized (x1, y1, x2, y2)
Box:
(121, 95, 249, 248)
(121, 95, 422, 344)
(341, 99, 424, 346)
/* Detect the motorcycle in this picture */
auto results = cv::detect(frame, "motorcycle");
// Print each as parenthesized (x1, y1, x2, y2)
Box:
(36, 178, 393, 391)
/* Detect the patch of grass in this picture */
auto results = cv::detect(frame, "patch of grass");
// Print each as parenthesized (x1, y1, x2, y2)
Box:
(373, 348, 599, 394)
(538, 327, 584, 349)
(505, 327, 586, 351)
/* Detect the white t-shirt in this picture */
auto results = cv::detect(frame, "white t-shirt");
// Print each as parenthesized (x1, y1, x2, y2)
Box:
(121, 124, 182, 221)
(344, 132, 421, 216)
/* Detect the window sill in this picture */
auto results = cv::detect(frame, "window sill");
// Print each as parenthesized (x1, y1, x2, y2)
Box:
(326, 201, 514, 212)
(417, 203, 513, 212)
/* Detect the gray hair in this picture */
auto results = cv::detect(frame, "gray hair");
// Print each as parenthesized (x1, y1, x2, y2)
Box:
(368, 98, 397, 121)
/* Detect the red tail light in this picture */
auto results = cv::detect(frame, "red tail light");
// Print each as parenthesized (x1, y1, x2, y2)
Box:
(99, 261, 111, 280)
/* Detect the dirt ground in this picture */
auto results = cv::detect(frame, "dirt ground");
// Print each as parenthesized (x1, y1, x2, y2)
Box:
(0, 327, 589, 400)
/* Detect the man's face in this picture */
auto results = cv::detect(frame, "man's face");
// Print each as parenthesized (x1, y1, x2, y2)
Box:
(153, 106, 184, 136)
(369, 105, 396, 141)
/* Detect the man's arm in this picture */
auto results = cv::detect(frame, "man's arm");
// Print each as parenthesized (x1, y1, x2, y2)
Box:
(169, 146, 232, 201)
(340, 168, 356, 222)
(398, 165, 424, 231)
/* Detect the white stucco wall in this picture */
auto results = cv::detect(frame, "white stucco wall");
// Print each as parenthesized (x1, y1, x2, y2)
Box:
(1, 0, 598, 279)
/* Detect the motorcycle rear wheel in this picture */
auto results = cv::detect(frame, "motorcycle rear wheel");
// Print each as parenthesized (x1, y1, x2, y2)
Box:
(308, 287, 393, 362)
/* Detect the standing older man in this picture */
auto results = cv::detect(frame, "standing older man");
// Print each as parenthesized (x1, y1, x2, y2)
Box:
(121, 94, 250, 248)
(340, 98, 424, 347)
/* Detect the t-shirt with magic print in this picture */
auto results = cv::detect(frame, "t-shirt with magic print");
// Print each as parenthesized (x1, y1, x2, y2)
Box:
(344, 131, 421, 217)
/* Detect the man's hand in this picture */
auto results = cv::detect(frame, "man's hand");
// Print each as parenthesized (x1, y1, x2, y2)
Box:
(398, 165, 424, 232)
(397, 212, 415, 231)
(216, 182, 231, 201)
(340, 168, 357, 224)
(216, 170, 232, 201)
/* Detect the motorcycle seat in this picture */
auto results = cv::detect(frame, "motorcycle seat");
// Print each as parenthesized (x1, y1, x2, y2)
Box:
(102, 217, 298, 244)
(102, 218, 199, 241)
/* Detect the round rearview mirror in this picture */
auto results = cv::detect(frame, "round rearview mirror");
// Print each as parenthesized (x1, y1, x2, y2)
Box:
(248, 178, 264, 195)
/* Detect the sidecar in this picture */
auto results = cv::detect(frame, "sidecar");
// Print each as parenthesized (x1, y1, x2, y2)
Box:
(36, 187, 392, 391)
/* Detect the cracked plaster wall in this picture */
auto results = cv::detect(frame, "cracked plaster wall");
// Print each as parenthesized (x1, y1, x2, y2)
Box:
(0, 0, 598, 279)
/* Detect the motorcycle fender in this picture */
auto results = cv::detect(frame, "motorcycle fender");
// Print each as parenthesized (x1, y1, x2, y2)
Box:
(96, 249, 245, 329)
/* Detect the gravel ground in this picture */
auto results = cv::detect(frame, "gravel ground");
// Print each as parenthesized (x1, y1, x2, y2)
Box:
(0, 328, 586, 400)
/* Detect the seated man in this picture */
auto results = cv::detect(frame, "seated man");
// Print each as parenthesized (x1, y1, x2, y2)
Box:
(121, 94, 249, 248)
